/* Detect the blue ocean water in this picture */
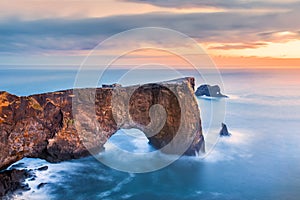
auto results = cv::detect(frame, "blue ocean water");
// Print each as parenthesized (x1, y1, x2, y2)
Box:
(1, 68, 300, 200)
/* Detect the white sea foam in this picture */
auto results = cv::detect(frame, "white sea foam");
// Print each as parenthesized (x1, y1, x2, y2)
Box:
(132, 137, 153, 153)
(9, 158, 86, 200)
(203, 129, 254, 163)
(97, 174, 135, 199)
(195, 190, 203, 194)
(121, 193, 134, 199)
(98, 140, 181, 173)
(227, 94, 240, 100)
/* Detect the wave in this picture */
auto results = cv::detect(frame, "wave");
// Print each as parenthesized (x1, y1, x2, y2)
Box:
(9, 158, 86, 200)
(97, 174, 135, 199)
(202, 129, 254, 163)
(8, 128, 254, 199)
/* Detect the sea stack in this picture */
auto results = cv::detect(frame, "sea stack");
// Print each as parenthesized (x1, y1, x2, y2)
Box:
(219, 123, 231, 136)
(195, 84, 228, 98)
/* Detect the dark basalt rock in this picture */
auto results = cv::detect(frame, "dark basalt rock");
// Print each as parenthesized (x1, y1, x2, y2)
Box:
(37, 183, 47, 189)
(0, 77, 204, 170)
(0, 169, 32, 197)
(36, 166, 48, 171)
(219, 123, 231, 137)
(28, 177, 36, 181)
(195, 84, 228, 98)
(102, 83, 121, 88)
(9, 163, 25, 169)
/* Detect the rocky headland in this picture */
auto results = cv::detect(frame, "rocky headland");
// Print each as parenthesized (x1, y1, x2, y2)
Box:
(0, 77, 204, 197)
(0, 77, 204, 171)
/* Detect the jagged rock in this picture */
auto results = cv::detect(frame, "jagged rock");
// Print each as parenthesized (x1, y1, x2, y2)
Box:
(0, 77, 204, 170)
(195, 84, 228, 97)
(37, 183, 47, 189)
(0, 169, 32, 197)
(36, 166, 48, 171)
(219, 123, 231, 136)
(102, 84, 121, 88)
(9, 163, 25, 169)
(28, 177, 36, 181)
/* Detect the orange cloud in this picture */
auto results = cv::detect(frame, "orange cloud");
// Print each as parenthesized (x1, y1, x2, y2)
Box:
(208, 42, 268, 50)
(0, 0, 223, 20)
(212, 56, 300, 69)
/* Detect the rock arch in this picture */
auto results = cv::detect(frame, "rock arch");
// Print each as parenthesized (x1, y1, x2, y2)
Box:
(0, 77, 204, 170)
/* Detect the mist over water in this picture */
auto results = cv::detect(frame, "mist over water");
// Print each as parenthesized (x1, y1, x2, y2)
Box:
(2, 68, 300, 200)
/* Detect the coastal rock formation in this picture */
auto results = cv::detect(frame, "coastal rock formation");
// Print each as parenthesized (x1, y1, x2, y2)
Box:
(0, 77, 204, 171)
(0, 169, 31, 197)
(195, 84, 228, 98)
(219, 123, 231, 136)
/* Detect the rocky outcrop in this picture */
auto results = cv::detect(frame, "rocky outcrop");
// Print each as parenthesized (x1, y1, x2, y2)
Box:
(0, 77, 204, 170)
(219, 123, 231, 136)
(195, 84, 228, 97)
(0, 169, 32, 197)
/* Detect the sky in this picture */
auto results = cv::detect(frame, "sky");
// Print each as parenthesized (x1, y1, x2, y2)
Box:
(0, 0, 299, 69)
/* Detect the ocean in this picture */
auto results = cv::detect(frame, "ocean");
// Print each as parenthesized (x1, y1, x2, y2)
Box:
(1, 67, 300, 200)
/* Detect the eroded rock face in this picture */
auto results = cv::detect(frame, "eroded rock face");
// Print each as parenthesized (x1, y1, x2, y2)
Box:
(0, 77, 204, 170)
(0, 169, 31, 197)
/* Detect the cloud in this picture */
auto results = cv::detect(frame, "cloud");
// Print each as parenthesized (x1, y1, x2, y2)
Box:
(123, 0, 300, 9)
(0, 7, 299, 55)
(0, 0, 182, 20)
(209, 42, 268, 50)
(257, 31, 300, 42)
(0, 17, 126, 54)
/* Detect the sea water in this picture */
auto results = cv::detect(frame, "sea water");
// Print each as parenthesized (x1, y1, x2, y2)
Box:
(1, 68, 300, 200)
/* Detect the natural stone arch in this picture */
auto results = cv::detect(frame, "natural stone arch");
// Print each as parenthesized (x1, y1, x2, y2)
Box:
(0, 77, 204, 170)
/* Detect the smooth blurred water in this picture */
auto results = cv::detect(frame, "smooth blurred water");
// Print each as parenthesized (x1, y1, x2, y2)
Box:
(2, 68, 300, 200)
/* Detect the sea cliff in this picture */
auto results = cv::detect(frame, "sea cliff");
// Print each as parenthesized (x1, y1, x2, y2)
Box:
(0, 77, 204, 171)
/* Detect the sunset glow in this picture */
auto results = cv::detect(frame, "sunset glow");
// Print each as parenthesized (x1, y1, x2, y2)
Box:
(0, 0, 299, 69)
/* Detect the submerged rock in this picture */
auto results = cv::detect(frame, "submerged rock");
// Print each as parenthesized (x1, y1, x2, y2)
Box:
(9, 163, 25, 169)
(195, 84, 228, 98)
(0, 77, 204, 170)
(0, 169, 32, 197)
(37, 183, 48, 189)
(219, 123, 231, 137)
(36, 166, 48, 171)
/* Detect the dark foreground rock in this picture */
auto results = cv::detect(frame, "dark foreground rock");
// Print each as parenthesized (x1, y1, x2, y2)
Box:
(0, 169, 32, 197)
(219, 123, 231, 136)
(0, 77, 204, 171)
(37, 182, 47, 189)
(195, 84, 228, 98)
(37, 166, 48, 171)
